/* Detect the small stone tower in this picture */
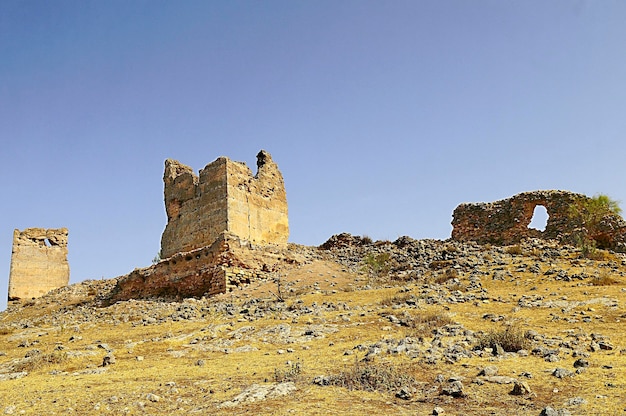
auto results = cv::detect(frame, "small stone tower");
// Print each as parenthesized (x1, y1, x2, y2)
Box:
(8, 228, 70, 301)
(160, 150, 289, 258)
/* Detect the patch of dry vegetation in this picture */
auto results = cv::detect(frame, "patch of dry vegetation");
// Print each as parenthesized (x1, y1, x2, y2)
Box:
(475, 324, 530, 353)
(12, 350, 69, 373)
(273, 359, 303, 383)
(402, 309, 456, 337)
(379, 292, 413, 307)
(505, 245, 523, 255)
(433, 268, 458, 284)
(326, 359, 417, 393)
(590, 270, 620, 286)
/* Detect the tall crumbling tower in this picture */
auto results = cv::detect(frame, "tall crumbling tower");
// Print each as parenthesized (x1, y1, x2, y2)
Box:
(8, 228, 70, 301)
(159, 150, 289, 258)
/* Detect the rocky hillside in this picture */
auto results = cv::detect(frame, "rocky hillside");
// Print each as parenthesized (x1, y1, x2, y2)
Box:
(0, 235, 625, 415)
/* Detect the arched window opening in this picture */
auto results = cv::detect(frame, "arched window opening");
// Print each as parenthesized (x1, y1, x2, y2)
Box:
(528, 205, 548, 231)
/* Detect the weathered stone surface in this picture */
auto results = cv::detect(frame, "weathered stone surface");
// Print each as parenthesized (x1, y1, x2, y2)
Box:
(111, 232, 303, 302)
(160, 150, 289, 258)
(218, 382, 297, 408)
(440, 380, 465, 397)
(8, 228, 70, 301)
(451, 190, 626, 251)
(510, 380, 532, 396)
(112, 234, 230, 302)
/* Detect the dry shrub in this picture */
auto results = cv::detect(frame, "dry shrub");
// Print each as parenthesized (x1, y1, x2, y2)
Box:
(274, 360, 302, 383)
(291, 286, 310, 297)
(0, 327, 12, 336)
(13, 351, 68, 372)
(444, 244, 458, 253)
(327, 360, 416, 393)
(342, 284, 356, 293)
(434, 268, 457, 284)
(591, 271, 619, 286)
(585, 249, 620, 262)
(445, 268, 459, 279)
(429, 260, 453, 270)
(379, 293, 413, 307)
(585, 249, 609, 261)
(475, 325, 529, 353)
(505, 245, 523, 255)
(403, 309, 455, 337)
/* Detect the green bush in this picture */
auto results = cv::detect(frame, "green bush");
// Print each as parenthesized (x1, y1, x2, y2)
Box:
(362, 252, 392, 277)
(569, 194, 622, 254)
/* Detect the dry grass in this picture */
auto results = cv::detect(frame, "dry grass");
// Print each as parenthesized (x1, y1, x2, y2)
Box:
(590, 271, 620, 286)
(429, 260, 452, 270)
(273, 359, 303, 383)
(379, 292, 413, 307)
(433, 268, 458, 284)
(443, 244, 458, 253)
(401, 309, 456, 337)
(12, 350, 69, 372)
(326, 359, 416, 393)
(505, 245, 523, 255)
(475, 324, 530, 352)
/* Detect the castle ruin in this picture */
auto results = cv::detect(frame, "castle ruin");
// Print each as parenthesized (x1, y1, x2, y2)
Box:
(160, 150, 289, 258)
(8, 228, 70, 301)
(451, 190, 626, 251)
(112, 150, 292, 301)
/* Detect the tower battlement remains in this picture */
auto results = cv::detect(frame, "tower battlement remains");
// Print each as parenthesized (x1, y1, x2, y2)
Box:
(160, 150, 289, 258)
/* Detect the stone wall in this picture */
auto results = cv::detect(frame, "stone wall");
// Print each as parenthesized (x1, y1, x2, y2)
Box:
(160, 150, 289, 258)
(111, 234, 230, 301)
(111, 232, 295, 302)
(451, 190, 626, 251)
(8, 228, 70, 301)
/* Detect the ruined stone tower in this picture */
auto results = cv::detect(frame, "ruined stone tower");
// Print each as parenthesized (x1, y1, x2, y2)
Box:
(160, 150, 289, 258)
(8, 228, 70, 301)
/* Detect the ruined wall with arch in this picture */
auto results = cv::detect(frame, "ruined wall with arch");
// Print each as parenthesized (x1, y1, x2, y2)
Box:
(451, 190, 626, 251)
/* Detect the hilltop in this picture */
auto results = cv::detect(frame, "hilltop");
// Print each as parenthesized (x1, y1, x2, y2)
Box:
(1, 235, 624, 415)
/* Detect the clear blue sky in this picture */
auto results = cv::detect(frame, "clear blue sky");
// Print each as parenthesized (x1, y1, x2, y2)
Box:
(2, 1, 626, 310)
